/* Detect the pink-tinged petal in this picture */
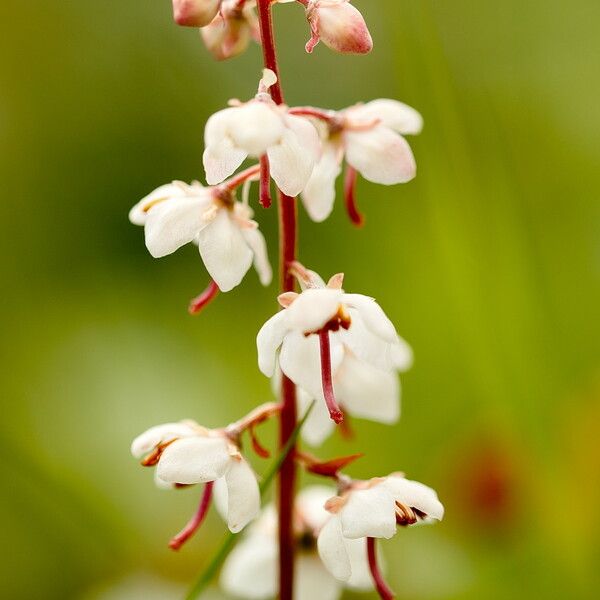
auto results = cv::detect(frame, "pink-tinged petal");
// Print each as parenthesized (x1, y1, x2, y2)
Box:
(308, 1, 373, 55)
(334, 354, 400, 424)
(267, 115, 320, 196)
(285, 288, 344, 333)
(296, 555, 341, 600)
(157, 436, 231, 484)
(301, 141, 343, 222)
(256, 310, 289, 377)
(297, 386, 336, 446)
(240, 226, 273, 286)
(339, 485, 397, 539)
(382, 475, 445, 522)
(342, 293, 397, 343)
(200, 11, 253, 61)
(348, 99, 423, 135)
(144, 194, 213, 258)
(172, 0, 221, 28)
(345, 126, 416, 185)
(220, 532, 278, 598)
(317, 516, 352, 581)
(221, 458, 261, 532)
(131, 421, 199, 458)
(196, 209, 254, 292)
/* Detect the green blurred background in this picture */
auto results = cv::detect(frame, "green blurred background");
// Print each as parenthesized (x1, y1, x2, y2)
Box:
(1, 0, 599, 598)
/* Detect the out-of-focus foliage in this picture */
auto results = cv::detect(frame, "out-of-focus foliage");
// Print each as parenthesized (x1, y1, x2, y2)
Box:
(1, 1, 599, 598)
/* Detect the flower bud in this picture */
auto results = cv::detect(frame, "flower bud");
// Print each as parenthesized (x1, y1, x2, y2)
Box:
(306, 0, 372, 55)
(172, 0, 221, 28)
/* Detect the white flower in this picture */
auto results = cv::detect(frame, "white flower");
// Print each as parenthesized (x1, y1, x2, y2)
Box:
(299, 99, 423, 222)
(200, 0, 260, 61)
(129, 180, 271, 292)
(305, 0, 373, 55)
(257, 270, 412, 436)
(220, 486, 372, 599)
(172, 0, 222, 28)
(318, 474, 444, 582)
(203, 70, 321, 196)
(131, 420, 260, 533)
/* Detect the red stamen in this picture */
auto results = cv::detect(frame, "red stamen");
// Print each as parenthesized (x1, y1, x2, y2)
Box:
(318, 329, 344, 424)
(259, 154, 272, 208)
(169, 481, 214, 551)
(344, 166, 365, 227)
(367, 537, 395, 600)
(188, 280, 220, 315)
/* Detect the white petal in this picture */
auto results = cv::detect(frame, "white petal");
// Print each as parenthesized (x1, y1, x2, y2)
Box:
(345, 126, 416, 185)
(344, 537, 374, 590)
(203, 137, 248, 185)
(335, 354, 400, 424)
(241, 226, 273, 286)
(228, 101, 286, 157)
(297, 386, 335, 446)
(222, 458, 261, 533)
(279, 330, 344, 401)
(301, 141, 342, 222)
(267, 115, 320, 196)
(317, 516, 351, 582)
(197, 209, 253, 292)
(389, 335, 414, 372)
(156, 436, 231, 484)
(130, 422, 198, 458)
(297, 485, 337, 532)
(382, 475, 444, 522)
(144, 195, 213, 258)
(349, 99, 423, 135)
(285, 288, 343, 333)
(154, 469, 177, 490)
(129, 183, 186, 226)
(220, 533, 278, 599)
(257, 310, 289, 377)
(296, 555, 341, 600)
(339, 485, 397, 539)
(342, 293, 397, 342)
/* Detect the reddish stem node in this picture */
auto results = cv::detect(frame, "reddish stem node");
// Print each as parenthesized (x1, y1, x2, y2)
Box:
(259, 154, 272, 208)
(344, 166, 365, 227)
(169, 481, 214, 551)
(188, 280, 220, 315)
(318, 329, 344, 424)
(367, 537, 395, 600)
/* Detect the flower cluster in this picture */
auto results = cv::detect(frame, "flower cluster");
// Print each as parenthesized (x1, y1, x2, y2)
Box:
(129, 2, 443, 598)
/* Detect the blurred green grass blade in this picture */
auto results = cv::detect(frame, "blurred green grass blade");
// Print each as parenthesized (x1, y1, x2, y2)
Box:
(185, 401, 315, 600)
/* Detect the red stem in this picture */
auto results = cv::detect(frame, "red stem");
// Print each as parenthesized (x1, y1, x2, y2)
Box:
(169, 481, 214, 551)
(223, 164, 261, 191)
(257, 2, 297, 598)
(344, 165, 365, 227)
(367, 537, 395, 600)
(318, 329, 344, 424)
(259, 154, 272, 208)
(188, 280, 220, 315)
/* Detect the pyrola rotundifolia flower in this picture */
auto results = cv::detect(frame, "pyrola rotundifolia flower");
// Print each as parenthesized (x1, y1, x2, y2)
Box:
(257, 267, 412, 428)
(172, 0, 221, 27)
(304, 0, 372, 54)
(221, 486, 372, 599)
(318, 474, 444, 582)
(132, 420, 260, 533)
(203, 70, 320, 196)
(129, 179, 271, 292)
(201, 0, 260, 61)
(298, 99, 423, 222)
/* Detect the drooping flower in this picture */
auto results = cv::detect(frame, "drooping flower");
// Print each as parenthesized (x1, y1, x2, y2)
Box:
(318, 474, 444, 582)
(220, 486, 372, 599)
(200, 0, 260, 61)
(257, 267, 412, 428)
(293, 99, 423, 223)
(172, 0, 222, 27)
(131, 420, 260, 533)
(304, 0, 372, 55)
(203, 70, 321, 197)
(129, 178, 271, 292)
